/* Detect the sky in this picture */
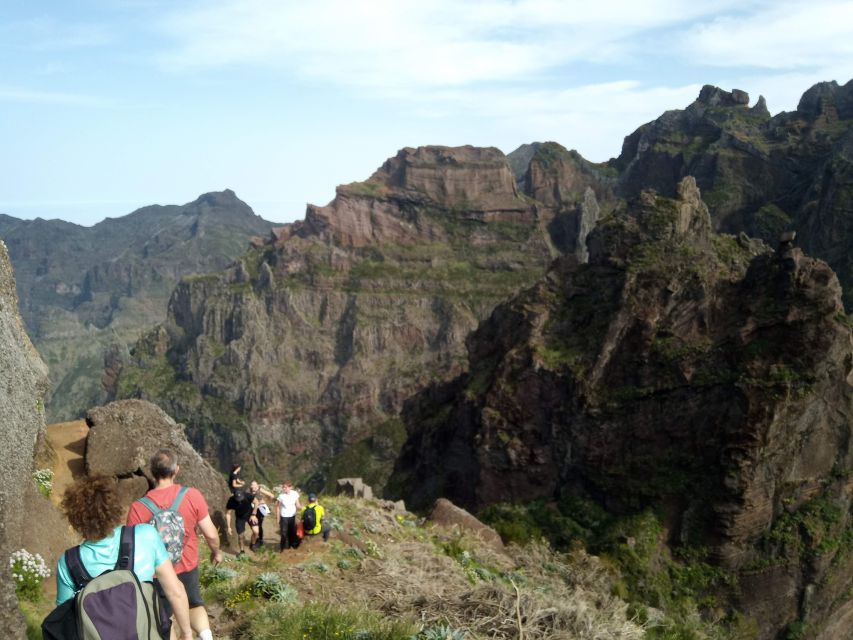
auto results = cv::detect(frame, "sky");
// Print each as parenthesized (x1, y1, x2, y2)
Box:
(1, 0, 852, 226)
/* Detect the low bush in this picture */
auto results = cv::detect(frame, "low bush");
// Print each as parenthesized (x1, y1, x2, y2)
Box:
(247, 603, 416, 640)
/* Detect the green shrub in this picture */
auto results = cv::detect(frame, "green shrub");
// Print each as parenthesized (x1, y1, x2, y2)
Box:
(199, 564, 238, 586)
(416, 625, 468, 639)
(252, 572, 298, 603)
(247, 603, 416, 640)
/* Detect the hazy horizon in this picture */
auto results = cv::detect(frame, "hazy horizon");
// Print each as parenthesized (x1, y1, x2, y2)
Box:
(3, 0, 852, 226)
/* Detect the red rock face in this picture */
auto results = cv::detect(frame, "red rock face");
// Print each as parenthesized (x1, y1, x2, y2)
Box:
(301, 146, 535, 248)
(304, 193, 438, 247)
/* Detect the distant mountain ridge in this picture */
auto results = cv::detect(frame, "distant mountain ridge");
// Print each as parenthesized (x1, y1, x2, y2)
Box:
(0, 190, 278, 420)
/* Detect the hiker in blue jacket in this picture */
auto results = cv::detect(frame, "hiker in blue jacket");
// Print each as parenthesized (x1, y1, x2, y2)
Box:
(54, 474, 193, 639)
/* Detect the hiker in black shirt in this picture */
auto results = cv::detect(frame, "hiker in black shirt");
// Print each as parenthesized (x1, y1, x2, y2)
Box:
(225, 489, 254, 556)
(228, 464, 245, 496)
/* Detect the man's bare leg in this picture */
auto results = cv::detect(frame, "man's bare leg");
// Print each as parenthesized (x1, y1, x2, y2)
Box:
(191, 605, 212, 634)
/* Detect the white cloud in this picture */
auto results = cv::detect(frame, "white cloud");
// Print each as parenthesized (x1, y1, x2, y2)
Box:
(683, 0, 853, 69)
(415, 81, 704, 160)
(157, 0, 742, 89)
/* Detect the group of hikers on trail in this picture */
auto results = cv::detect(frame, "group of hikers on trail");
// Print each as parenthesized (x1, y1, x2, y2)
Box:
(42, 450, 329, 640)
(225, 464, 330, 556)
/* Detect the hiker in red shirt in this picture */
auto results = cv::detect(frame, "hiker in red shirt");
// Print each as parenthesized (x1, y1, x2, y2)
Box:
(127, 448, 223, 640)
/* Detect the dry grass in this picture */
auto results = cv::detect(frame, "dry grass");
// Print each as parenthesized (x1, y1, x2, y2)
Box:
(355, 540, 644, 640)
(202, 496, 645, 640)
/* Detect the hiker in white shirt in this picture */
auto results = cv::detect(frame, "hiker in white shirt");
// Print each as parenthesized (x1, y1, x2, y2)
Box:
(275, 481, 301, 551)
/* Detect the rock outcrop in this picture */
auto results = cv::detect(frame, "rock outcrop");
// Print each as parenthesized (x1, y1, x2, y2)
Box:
(612, 80, 853, 308)
(0, 240, 49, 637)
(510, 142, 616, 260)
(390, 177, 853, 638)
(0, 190, 277, 421)
(85, 399, 229, 523)
(112, 146, 567, 486)
(429, 498, 504, 550)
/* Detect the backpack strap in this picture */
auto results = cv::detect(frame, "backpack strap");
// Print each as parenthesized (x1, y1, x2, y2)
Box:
(137, 496, 161, 516)
(64, 545, 93, 591)
(116, 525, 135, 571)
(170, 486, 190, 511)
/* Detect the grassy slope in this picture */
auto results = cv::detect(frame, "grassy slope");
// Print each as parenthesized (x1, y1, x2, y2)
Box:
(19, 495, 645, 640)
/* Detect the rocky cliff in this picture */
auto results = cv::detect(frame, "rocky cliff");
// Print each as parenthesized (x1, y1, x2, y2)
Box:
(390, 177, 853, 638)
(612, 80, 853, 308)
(0, 190, 277, 421)
(0, 240, 49, 637)
(512, 142, 616, 261)
(111, 146, 611, 487)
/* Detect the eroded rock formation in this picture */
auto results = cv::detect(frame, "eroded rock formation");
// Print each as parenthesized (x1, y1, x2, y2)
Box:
(612, 80, 853, 308)
(390, 177, 853, 638)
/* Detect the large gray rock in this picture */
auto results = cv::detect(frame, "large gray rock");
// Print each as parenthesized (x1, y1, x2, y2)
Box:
(0, 240, 49, 638)
(85, 400, 230, 526)
(429, 498, 504, 551)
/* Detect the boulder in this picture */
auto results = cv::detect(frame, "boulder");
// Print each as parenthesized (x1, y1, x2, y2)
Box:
(85, 400, 230, 525)
(429, 498, 504, 550)
(335, 477, 377, 500)
(0, 240, 49, 636)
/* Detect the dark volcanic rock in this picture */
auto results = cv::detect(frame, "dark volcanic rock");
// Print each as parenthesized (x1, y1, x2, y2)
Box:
(0, 240, 48, 637)
(390, 177, 853, 638)
(612, 79, 853, 308)
(86, 399, 230, 522)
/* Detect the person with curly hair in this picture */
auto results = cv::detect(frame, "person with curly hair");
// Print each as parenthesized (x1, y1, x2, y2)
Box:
(54, 474, 193, 639)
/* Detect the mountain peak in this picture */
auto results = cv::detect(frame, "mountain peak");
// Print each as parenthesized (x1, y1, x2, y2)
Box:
(797, 79, 853, 120)
(696, 85, 750, 108)
(191, 189, 243, 209)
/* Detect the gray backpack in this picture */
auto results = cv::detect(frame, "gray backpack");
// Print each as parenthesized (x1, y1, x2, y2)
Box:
(136, 486, 189, 565)
(42, 525, 170, 640)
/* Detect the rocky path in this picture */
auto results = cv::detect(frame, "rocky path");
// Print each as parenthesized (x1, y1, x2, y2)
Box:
(45, 420, 89, 507)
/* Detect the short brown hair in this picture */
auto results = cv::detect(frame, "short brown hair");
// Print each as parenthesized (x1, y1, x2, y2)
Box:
(61, 474, 124, 541)
(150, 449, 178, 480)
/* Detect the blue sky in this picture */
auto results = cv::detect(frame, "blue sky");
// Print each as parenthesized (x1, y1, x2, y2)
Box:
(2, 0, 852, 226)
